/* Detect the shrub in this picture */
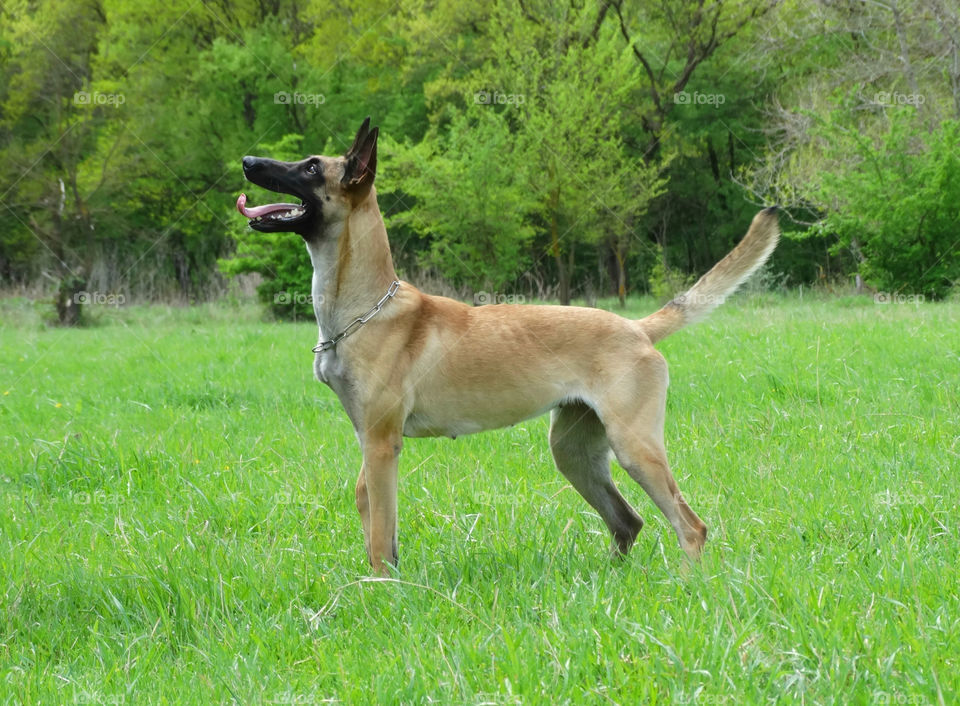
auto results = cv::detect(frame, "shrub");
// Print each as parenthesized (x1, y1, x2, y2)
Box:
(808, 115, 960, 299)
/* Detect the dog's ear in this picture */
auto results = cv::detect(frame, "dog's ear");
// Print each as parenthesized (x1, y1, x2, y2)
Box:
(345, 117, 371, 159)
(342, 119, 378, 194)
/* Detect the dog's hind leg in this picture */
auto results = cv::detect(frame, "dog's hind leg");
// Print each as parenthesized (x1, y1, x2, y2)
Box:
(549, 402, 644, 556)
(613, 433, 707, 562)
(598, 354, 707, 562)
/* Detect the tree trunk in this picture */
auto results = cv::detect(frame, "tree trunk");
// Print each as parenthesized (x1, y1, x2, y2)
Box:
(928, 0, 960, 118)
(890, 0, 927, 123)
(550, 188, 571, 305)
(614, 240, 626, 308)
(707, 135, 721, 184)
(56, 270, 87, 326)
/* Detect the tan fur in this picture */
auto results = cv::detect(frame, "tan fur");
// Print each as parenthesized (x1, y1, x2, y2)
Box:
(638, 208, 780, 343)
(272, 138, 779, 575)
(334, 219, 351, 297)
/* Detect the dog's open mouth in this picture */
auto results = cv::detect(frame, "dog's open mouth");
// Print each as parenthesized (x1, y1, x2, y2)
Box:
(236, 193, 310, 230)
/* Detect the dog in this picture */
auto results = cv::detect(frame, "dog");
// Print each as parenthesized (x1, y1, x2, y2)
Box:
(237, 118, 779, 575)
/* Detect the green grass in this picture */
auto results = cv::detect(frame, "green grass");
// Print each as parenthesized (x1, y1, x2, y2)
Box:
(1, 294, 957, 705)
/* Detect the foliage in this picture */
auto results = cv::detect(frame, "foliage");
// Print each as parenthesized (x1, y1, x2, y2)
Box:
(2, 0, 958, 314)
(386, 113, 536, 291)
(808, 115, 960, 299)
(741, 0, 960, 295)
(392, 3, 669, 304)
(647, 246, 697, 302)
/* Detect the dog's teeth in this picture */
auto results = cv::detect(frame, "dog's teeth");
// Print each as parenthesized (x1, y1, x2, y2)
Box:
(252, 208, 303, 223)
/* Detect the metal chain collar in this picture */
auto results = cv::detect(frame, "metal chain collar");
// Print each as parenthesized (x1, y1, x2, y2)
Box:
(312, 280, 401, 353)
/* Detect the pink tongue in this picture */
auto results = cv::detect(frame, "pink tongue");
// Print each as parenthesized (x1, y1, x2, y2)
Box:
(236, 193, 300, 218)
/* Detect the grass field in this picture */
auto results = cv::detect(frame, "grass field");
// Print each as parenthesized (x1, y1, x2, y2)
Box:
(1, 294, 957, 705)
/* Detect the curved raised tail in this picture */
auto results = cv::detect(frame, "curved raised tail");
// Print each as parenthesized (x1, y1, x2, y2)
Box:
(639, 207, 781, 344)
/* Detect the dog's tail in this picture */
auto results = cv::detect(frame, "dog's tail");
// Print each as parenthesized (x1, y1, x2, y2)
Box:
(638, 207, 780, 344)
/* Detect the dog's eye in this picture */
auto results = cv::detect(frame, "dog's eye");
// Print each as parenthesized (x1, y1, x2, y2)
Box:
(306, 162, 318, 175)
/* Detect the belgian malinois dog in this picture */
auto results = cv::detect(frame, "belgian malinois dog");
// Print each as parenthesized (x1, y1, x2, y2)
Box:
(237, 118, 779, 575)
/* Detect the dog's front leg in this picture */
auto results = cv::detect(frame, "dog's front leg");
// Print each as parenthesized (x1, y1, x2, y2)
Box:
(357, 432, 402, 575)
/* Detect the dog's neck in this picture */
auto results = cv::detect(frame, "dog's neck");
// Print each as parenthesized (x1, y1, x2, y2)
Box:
(306, 188, 398, 342)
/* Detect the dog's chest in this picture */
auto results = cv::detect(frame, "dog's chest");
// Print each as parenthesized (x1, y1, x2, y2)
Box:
(313, 351, 365, 426)
(314, 350, 351, 391)
(313, 349, 334, 385)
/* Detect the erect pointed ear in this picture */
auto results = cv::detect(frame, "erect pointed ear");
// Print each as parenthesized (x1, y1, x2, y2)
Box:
(342, 122, 378, 193)
(345, 117, 371, 159)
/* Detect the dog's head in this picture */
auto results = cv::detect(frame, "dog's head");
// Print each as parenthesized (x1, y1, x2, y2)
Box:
(237, 117, 379, 238)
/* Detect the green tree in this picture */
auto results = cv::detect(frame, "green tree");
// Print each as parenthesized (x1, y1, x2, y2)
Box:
(390, 2, 666, 304)
(744, 0, 960, 293)
(385, 112, 537, 292)
(0, 0, 108, 321)
(808, 114, 960, 298)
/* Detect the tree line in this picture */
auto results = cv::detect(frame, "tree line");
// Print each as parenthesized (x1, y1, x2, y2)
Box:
(1, 0, 957, 321)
